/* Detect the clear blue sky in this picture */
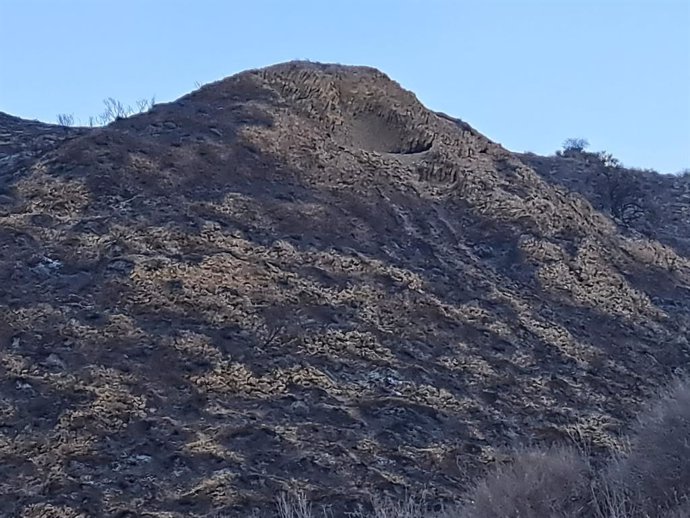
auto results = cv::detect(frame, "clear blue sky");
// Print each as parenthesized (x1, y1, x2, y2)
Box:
(1, 0, 688, 173)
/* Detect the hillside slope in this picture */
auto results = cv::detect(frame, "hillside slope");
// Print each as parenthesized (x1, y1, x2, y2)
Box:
(1, 61, 689, 517)
(520, 151, 690, 257)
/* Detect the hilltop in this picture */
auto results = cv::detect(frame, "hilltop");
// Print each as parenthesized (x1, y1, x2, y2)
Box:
(1, 61, 689, 517)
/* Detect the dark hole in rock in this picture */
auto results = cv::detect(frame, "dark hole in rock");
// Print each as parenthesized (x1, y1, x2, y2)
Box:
(347, 111, 434, 155)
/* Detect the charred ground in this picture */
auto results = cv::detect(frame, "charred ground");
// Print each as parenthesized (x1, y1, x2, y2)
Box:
(1, 61, 689, 517)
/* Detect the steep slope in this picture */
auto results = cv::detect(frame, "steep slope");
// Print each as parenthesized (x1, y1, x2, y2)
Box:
(520, 151, 690, 257)
(1, 61, 689, 517)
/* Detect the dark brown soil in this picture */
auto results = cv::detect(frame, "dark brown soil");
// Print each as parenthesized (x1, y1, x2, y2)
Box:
(1, 61, 688, 517)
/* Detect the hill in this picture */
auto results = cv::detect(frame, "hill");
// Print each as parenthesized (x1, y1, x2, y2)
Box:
(1, 61, 689, 517)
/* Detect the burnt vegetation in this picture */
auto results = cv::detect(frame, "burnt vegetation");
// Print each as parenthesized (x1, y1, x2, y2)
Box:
(1, 62, 689, 517)
(556, 139, 650, 227)
(268, 376, 690, 517)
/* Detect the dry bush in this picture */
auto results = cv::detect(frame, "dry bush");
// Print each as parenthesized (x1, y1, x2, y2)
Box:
(461, 446, 592, 518)
(268, 492, 451, 518)
(604, 377, 690, 517)
(97, 96, 155, 124)
(460, 377, 690, 518)
(276, 492, 315, 518)
(56, 113, 74, 127)
(666, 500, 690, 518)
(241, 378, 690, 518)
(364, 495, 451, 518)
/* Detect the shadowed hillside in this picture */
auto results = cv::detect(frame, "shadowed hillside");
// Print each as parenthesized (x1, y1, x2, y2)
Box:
(1, 61, 688, 517)
(520, 151, 690, 257)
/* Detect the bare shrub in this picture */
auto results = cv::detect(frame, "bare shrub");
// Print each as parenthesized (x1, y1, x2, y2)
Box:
(95, 96, 156, 125)
(271, 492, 450, 518)
(135, 96, 156, 113)
(589, 474, 640, 518)
(594, 150, 622, 168)
(365, 495, 450, 518)
(276, 491, 315, 518)
(55, 96, 156, 128)
(666, 499, 690, 518)
(597, 166, 646, 225)
(56, 113, 74, 127)
(462, 446, 592, 518)
(101, 97, 129, 122)
(605, 377, 690, 516)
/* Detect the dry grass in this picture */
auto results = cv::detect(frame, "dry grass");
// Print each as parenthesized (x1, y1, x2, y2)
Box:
(262, 492, 453, 518)
(264, 378, 690, 518)
(3, 62, 690, 517)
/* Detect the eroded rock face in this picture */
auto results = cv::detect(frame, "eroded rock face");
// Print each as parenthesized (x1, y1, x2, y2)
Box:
(1, 61, 689, 517)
